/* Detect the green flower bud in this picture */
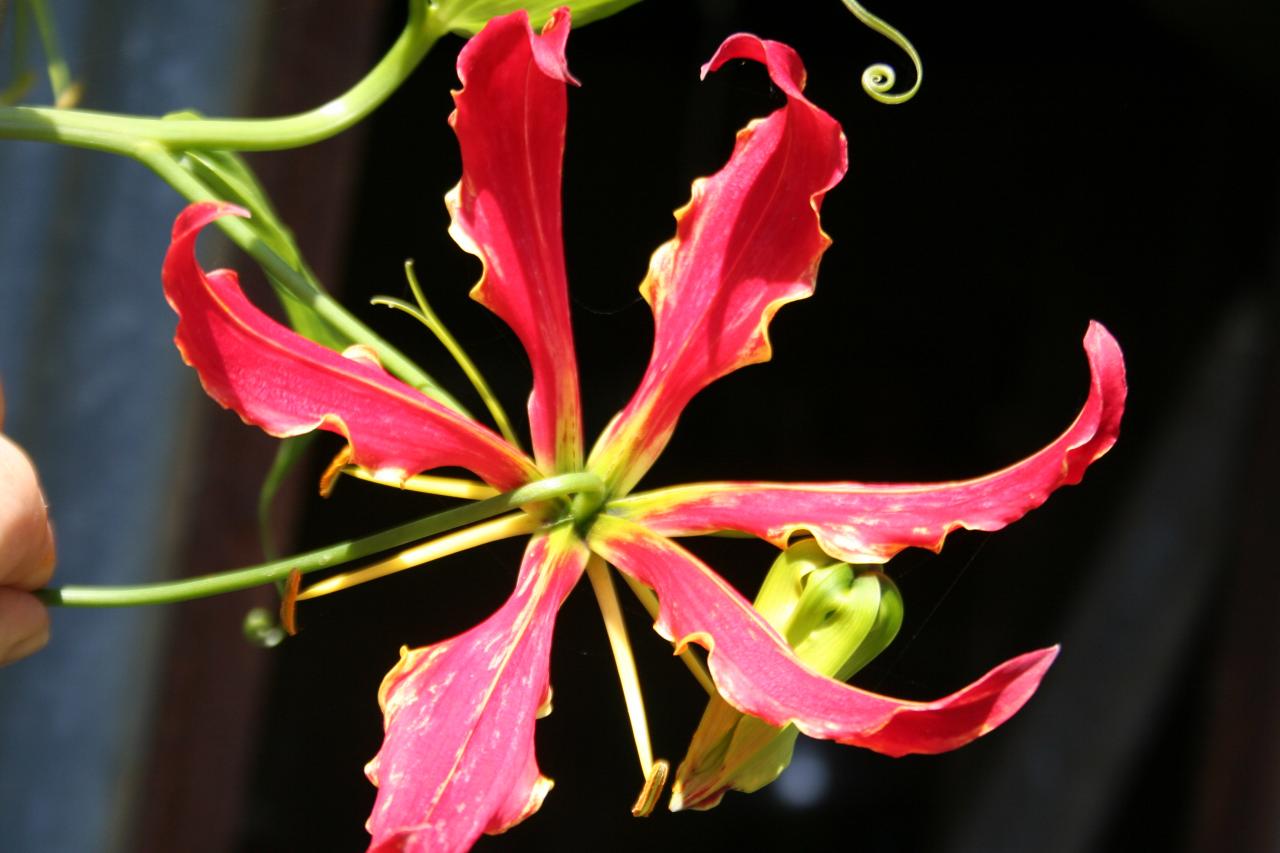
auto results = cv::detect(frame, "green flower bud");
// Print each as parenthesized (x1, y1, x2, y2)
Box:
(242, 606, 286, 648)
(431, 0, 644, 37)
(671, 540, 903, 811)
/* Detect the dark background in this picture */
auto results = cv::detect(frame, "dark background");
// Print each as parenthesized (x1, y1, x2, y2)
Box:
(134, 1, 1280, 851)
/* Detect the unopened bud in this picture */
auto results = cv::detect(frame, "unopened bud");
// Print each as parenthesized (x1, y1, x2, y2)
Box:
(242, 606, 286, 648)
(671, 540, 903, 811)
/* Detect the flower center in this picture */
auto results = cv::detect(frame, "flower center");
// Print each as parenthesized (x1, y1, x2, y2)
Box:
(567, 482, 607, 537)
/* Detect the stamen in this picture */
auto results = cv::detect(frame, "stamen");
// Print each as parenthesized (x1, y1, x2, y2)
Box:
(295, 513, 538, 601)
(318, 446, 353, 497)
(585, 557, 658, 777)
(618, 573, 717, 698)
(630, 760, 670, 818)
(341, 465, 498, 500)
(278, 568, 302, 635)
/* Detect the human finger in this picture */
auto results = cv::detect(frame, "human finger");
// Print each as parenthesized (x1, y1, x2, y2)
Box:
(0, 432, 55, 589)
(0, 587, 50, 665)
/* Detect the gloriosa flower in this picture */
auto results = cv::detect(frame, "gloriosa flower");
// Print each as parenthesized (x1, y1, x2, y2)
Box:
(161, 9, 1126, 852)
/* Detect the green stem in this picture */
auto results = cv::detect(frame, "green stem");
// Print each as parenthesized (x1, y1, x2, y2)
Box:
(0, 0, 465, 410)
(26, 0, 74, 105)
(842, 0, 923, 105)
(0, 0, 443, 152)
(1, 1, 35, 105)
(136, 144, 469, 414)
(37, 472, 603, 608)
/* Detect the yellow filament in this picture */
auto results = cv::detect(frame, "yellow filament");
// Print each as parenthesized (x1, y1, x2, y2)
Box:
(619, 573, 717, 697)
(296, 513, 538, 601)
(586, 557, 658, 778)
(341, 466, 499, 500)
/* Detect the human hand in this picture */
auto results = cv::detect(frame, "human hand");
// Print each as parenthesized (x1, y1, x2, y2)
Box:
(0, 385, 56, 666)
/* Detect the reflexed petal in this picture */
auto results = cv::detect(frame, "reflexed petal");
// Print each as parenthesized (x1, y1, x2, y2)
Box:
(163, 202, 538, 491)
(588, 515, 1056, 757)
(610, 322, 1125, 563)
(365, 527, 589, 852)
(447, 9, 583, 472)
(587, 34, 848, 495)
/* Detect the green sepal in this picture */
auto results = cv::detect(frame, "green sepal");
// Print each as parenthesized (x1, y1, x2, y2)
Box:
(831, 570, 902, 682)
(431, 0, 644, 37)
(752, 537, 836, 629)
(674, 693, 801, 811)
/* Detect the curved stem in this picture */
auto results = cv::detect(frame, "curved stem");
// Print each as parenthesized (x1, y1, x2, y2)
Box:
(0, 1, 466, 407)
(842, 0, 923, 105)
(0, 0, 443, 153)
(37, 471, 603, 608)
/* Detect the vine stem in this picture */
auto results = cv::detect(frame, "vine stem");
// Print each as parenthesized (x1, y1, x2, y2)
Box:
(0, 0, 468, 409)
(0, 0, 443, 152)
(842, 0, 923, 105)
(36, 472, 602, 608)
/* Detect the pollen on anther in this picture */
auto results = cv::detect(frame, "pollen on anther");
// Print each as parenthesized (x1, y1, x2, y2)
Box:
(319, 446, 353, 497)
(279, 568, 302, 635)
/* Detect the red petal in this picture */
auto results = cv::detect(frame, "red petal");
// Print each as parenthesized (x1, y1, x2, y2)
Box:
(587, 34, 848, 495)
(163, 202, 538, 491)
(448, 8, 583, 473)
(611, 323, 1126, 563)
(365, 528, 589, 852)
(588, 516, 1056, 756)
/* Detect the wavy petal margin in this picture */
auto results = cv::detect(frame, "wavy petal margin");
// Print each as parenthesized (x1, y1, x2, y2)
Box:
(588, 515, 1056, 757)
(587, 34, 849, 495)
(610, 322, 1126, 563)
(447, 9, 583, 473)
(365, 527, 589, 852)
(163, 202, 538, 491)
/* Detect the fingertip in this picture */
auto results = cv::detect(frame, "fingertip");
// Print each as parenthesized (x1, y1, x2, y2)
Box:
(0, 588, 51, 666)
(32, 519, 56, 588)
(0, 433, 54, 588)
